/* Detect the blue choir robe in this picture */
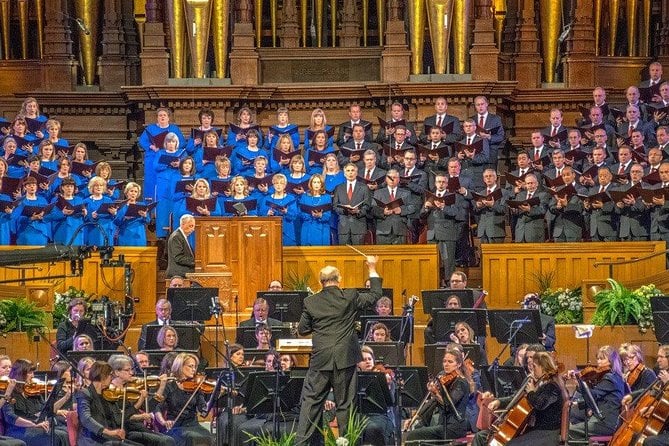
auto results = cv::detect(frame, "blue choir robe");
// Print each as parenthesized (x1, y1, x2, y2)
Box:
(259, 193, 299, 246)
(298, 193, 332, 246)
(138, 123, 186, 201)
(83, 195, 116, 247)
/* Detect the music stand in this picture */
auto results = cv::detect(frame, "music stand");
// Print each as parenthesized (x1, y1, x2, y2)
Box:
(358, 315, 413, 344)
(365, 342, 406, 367)
(356, 371, 393, 415)
(421, 289, 475, 314)
(651, 296, 669, 312)
(395, 366, 428, 408)
(257, 291, 308, 323)
(244, 371, 304, 414)
(235, 326, 293, 349)
(349, 288, 394, 316)
(431, 309, 488, 342)
(652, 312, 669, 344)
(243, 348, 272, 366)
(143, 323, 203, 351)
(488, 309, 542, 345)
(480, 366, 526, 398)
(167, 287, 219, 322)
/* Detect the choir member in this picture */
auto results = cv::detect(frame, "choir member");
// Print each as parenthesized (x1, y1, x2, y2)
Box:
(114, 182, 150, 246)
(298, 174, 332, 245)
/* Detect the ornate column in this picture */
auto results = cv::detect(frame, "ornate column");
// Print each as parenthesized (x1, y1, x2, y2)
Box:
(470, 0, 499, 81)
(279, 0, 300, 48)
(606, 0, 620, 56)
(339, 0, 360, 47)
(139, 0, 170, 85)
(451, 0, 471, 74)
(407, 0, 425, 74)
(18, 0, 28, 59)
(229, 0, 259, 85)
(40, 0, 77, 90)
(512, 0, 541, 89)
(657, 0, 669, 61)
(121, 0, 141, 85)
(563, 0, 595, 88)
(499, 0, 518, 80)
(381, 0, 410, 81)
(99, 0, 126, 90)
(626, 0, 638, 56)
(0, 0, 10, 59)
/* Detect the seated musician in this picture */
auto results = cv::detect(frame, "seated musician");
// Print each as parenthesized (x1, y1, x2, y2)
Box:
(73, 334, 95, 352)
(154, 352, 213, 445)
(424, 293, 462, 345)
(368, 322, 393, 342)
(404, 346, 471, 442)
(471, 351, 566, 446)
(2, 359, 69, 446)
(76, 356, 95, 389)
(641, 344, 669, 446)
(374, 296, 393, 316)
(106, 354, 174, 445)
(568, 345, 625, 440)
(216, 343, 248, 446)
(255, 323, 272, 350)
(157, 325, 179, 352)
(239, 298, 282, 327)
(619, 343, 656, 399)
(357, 346, 395, 446)
(50, 360, 75, 427)
(521, 293, 556, 351)
(504, 343, 529, 367)
(0, 357, 27, 446)
(75, 360, 140, 445)
(449, 321, 488, 366)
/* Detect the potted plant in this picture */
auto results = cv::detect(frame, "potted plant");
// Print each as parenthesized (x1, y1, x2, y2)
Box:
(592, 279, 662, 332)
(0, 298, 47, 338)
(539, 287, 583, 324)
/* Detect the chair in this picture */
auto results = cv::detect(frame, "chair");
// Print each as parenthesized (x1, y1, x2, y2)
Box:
(66, 409, 79, 446)
(560, 387, 571, 445)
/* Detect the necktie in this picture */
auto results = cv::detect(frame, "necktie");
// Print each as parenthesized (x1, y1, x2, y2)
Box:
(479, 115, 484, 128)
(534, 149, 540, 161)
(628, 125, 634, 137)
(551, 127, 557, 137)
(486, 187, 492, 195)
(404, 168, 410, 177)
(527, 192, 533, 200)
(520, 169, 526, 176)
(467, 137, 472, 145)
(432, 142, 437, 150)
(365, 169, 371, 180)
(356, 142, 361, 151)
(347, 183, 353, 200)
(618, 165, 625, 175)
(389, 188, 395, 201)
(396, 142, 400, 150)
(436, 115, 443, 128)
(599, 185, 605, 193)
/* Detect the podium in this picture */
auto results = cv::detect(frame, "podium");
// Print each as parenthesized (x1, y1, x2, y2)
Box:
(192, 217, 283, 315)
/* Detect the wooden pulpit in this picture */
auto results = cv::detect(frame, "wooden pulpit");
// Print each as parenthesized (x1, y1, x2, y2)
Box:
(192, 217, 283, 315)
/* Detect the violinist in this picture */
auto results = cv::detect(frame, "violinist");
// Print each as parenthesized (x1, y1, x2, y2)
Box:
(106, 355, 175, 446)
(568, 345, 625, 440)
(55, 297, 101, 352)
(73, 334, 95, 352)
(50, 361, 76, 425)
(0, 357, 26, 446)
(641, 345, 669, 446)
(1, 358, 69, 445)
(154, 352, 213, 446)
(405, 347, 471, 442)
(357, 346, 395, 446)
(504, 343, 529, 367)
(76, 356, 95, 389)
(471, 351, 566, 446)
(157, 325, 179, 351)
(75, 360, 137, 445)
(619, 343, 656, 398)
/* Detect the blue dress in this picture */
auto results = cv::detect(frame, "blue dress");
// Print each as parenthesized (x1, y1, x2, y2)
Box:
(13, 196, 51, 245)
(305, 146, 336, 175)
(152, 149, 183, 238)
(303, 125, 334, 152)
(49, 196, 86, 245)
(138, 123, 186, 201)
(259, 193, 299, 246)
(83, 195, 116, 247)
(226, 125, 265, 150)
(114, 202, 150, 246)
(298, 193, 332, 245)
(0, 193, 14, 245)
(231, 146, 268, 177)
(264, 124, 300, 151)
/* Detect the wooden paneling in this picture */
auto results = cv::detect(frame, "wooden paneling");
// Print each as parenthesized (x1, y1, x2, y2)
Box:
(283, 245, 439, 323)
(481, 242, 666, 308)
(0, 246, 157, 324)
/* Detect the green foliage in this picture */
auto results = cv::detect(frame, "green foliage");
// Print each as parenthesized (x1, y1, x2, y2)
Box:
(592, 279, 662, 332)
(285, 269, 312, 291)
(0, 298, 46, 338)
(539, 287, 583, 324)
(531, 270, 556, 295)
(320, 406, 368, 446)
(53, 286, 92, 328)
(244, 430, 296, 446)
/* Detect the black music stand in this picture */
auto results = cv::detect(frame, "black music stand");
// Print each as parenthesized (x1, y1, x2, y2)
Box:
(421, 289, 476, 314)
(144, 349, 199, 368)
(143, 323, 203, 351)
(167, 287, 219, 322)
(235, 326, 293, 349)
(350, 288, 394, 316)
(651, 296, 669, 313)
(652, 311, 669, 344)
(395, 366, 428, 408)
(356, 371, 393, 415)
(480, 366, 526, 398)
(358, 315, 413, 344)
(244, 371, 304, 414)
(36, 377, 65, 446)
(365, 342, 406, 366)
(257, 291, 308, 323)
(431, 309, 488, 343)
(488, 309, 542, 345)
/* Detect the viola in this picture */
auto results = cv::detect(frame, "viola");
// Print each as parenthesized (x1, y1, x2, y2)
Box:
(626, 363, 646, 389)
(102, 385, 143, 402)
(372, 364, 395, 381)
(564, 365, 610, 386)
(437, 370, 459, 388)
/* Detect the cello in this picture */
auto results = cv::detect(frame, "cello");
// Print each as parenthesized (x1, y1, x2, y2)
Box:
(609, 378, 669, 446)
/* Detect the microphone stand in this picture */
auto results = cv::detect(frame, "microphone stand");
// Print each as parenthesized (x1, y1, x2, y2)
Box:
(210, 296, 223, 368)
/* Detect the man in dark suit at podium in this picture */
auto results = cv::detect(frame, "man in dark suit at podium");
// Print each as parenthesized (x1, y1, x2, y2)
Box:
(239, 297, 283, 327)
(166, 214, 195, 278)
(295, 256, 382, 446)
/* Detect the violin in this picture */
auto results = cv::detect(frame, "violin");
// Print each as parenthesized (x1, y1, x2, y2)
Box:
(23, 380, 56, 397)
(576, 365, 610, 386)
(129, 375, 176, 390)
(179, 374, 217, 394)
(436, 370, 459, 388)
(372, 364, 395, 381)
(102, 385, 143, 402)
(0, 378, 23, 392)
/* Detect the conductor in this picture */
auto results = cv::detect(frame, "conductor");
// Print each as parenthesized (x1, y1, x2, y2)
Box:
(295, 256, 382, 446)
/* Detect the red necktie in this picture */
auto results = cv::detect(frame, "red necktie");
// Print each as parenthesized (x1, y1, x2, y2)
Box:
(396, 143, 400, 150)
(436, 116, 443, 128)
(628, 125, 634, 137)
(487, 188, 492, 195)
(347, 183, 353, 200)
(618, 165, 625, 175)
(534, 149, 540, 161)
(479, 115, 484, 128)
(389, 188, 395, 201)
(551, 127, 557, 137)
(405, 168, 409, 177)
(365, 170, 371, 180)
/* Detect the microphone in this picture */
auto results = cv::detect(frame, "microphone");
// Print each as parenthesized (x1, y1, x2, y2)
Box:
(558, 24, 571, 44)
(75, 18, 91, 35)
